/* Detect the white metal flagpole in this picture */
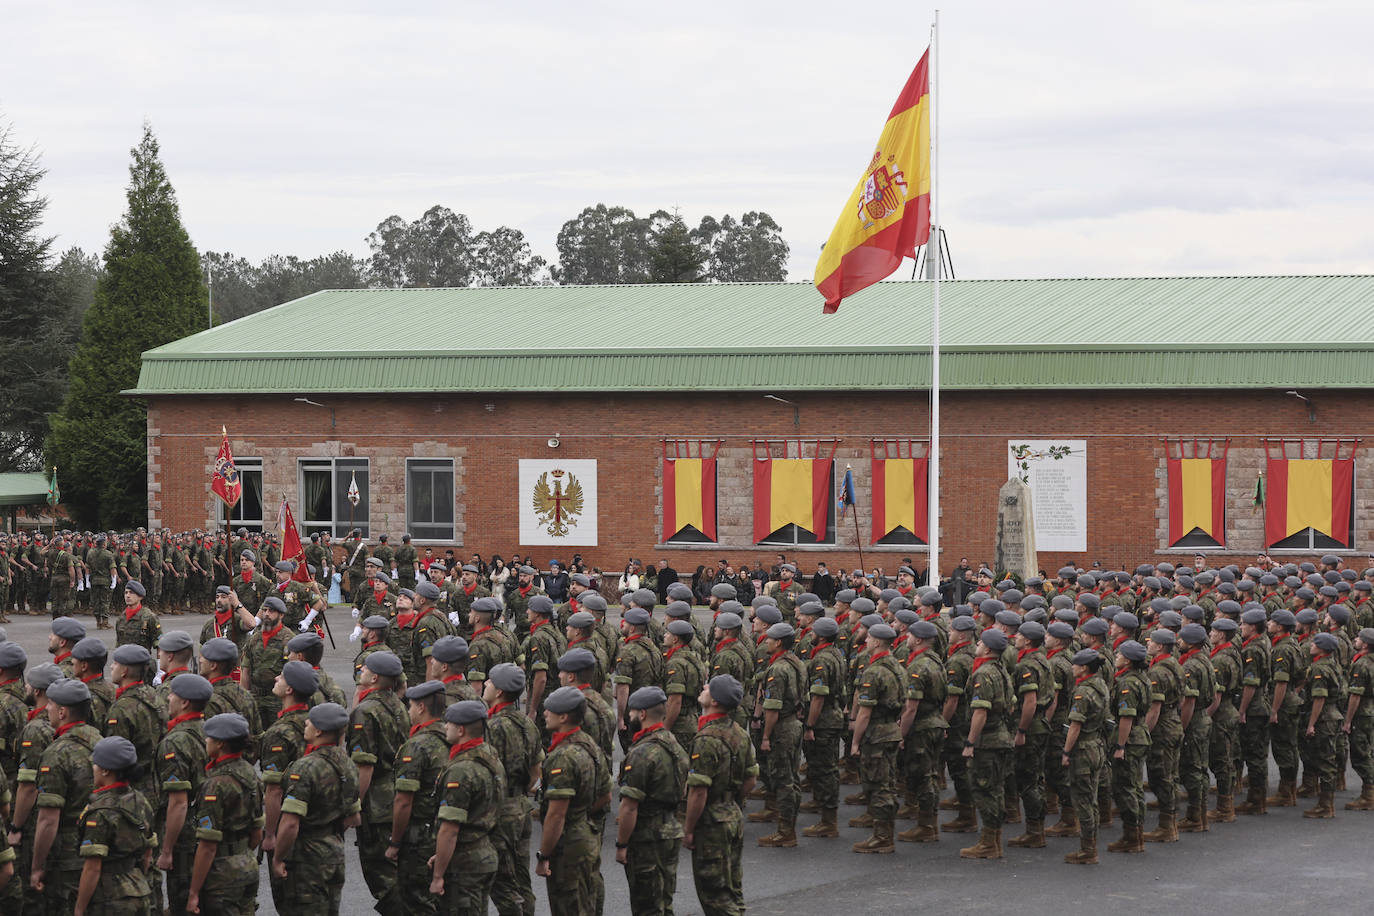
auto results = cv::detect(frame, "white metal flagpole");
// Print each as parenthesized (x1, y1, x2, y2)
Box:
(927, 11, 941, 589)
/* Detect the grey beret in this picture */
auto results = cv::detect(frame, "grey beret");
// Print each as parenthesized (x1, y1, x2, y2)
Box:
(460, 563, 480, 574)
(308, 702, 349, 732)
(850, 597, 876, 614)
(527, 595, 554, 615)
(719, 600, 745, 617)
(397, 588, 416, 600)
(710, 583, 738, 600)
(980, 599, 1006, 616)
(715, 612, 743, 629)
(1217, 582, 1238, 595)
(1216, 600, 1242, 616)
(664, 601, 691, 620)
(1356, 581, 1374, 592)
(431, 637, 470, 665)
(428, 561, 447, 573)
(1150, 628, 1176, 647)
(1050, 594, 1074, 610)
(580, 594, 608, 613)
(25, 662, 62, 690)
(240, 549, 257, 563)
(262, 596, 287, 614)
(628, 686, 668, 710)
(489, 663, 526, 693)
(444, 700, 489, 725)
(470, 597, 502, 615)
(1076, 575, 1096, 589)
(170, 673, 213, 703)
(752, 594, 778, 607)
(374, 571, 393, 585)
(543, 685, 587, 714)
(623, 607, 650, 626)
(569, 573, 591, 587)
(566, 611, 595, 629)
(631, 589, 658, 610)
(200, 638, 239, 664)
(1018, 620, 1046, 641)
(558, 648, 597, 672)
(364, 651, 404, 678)
(1113, 613, 1140, 630)
(666, 619, 695, 639)
(415, 581, 442, 601)
(813, 617, 840, 639)
(1071, 648, 1100, 666)
(112, 644, 152, 667)
(859, 614, 884, 629)
(1047, 622, 1075, 640)
(797, 601, 825, 618)
(910, 620, 938, 640)
(92, 735, 138, 770)
(72, 637, 107, 662)
(980, 629, 1008, 652)
(281, 660, 318, 696)
(51, 617, 86, 641)
(707, 674, 744, 708)
(125, 580, 146, 598)
(1319, 585, 1340, 598)
(1001, 589, 1025, 605)
(518, 565, 537, 575)
(0, 643, 27, 669)
(159, 631, 194, 653)
(274, 560, 296, 573)
(366, 556, 384, 567)
(47, 677, 90, 705)
(204, 713, 250, 741)
(406, 680, 447, 700)
(779, 563, 797, 573)
(362, 615, 390, 630)
(755, 606, 783, 625)
(667, 582, 694, 601)
(215, 585, 233, 596)
(834, 589, 857, 604)
(1179, 623, 1208, 645)
(1270, 609, 1297, 627)
(1358, 628, 1374, 646)
(1296, 609, 1319, 625)
(893, 609, 919, 625)
(765, 622, 795, 640)
(1314, 632, 1340, 652)
(1081, 618, 1110, 637)
(1119, 639, 1147, 661)
(952, 616, 977, 632)
(994, 610, 1021, 628)
(1211, 618, 1239, 633)
(1240, 608, 1267, 626)
(1078, 593, 1101, 610)
(879, 589, 900, 603)
(1295, 587, 1316, 601)
(1328, 604, 1351, 625)
(1054, 609, 1080, 625)
(1158, 611, 1183, 628)
(286, 632, 322, 653)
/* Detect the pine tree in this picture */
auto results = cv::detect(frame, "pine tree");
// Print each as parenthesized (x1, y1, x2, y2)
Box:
(49, 123, 207, 528)
(648, 211, 705, 283)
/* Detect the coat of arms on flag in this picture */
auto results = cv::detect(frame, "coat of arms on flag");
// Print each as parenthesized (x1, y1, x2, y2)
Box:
(211, 427, 242, 508)
(519, 459, 598, 545)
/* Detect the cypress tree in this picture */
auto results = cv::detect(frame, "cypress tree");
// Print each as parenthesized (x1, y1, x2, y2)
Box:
(49, 123, 207, 528)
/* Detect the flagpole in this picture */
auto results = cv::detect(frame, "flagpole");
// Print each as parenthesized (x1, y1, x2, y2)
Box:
(927, 10, 942, 591)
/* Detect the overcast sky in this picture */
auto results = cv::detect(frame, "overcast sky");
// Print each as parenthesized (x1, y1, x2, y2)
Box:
(6, 0, 1372, 282)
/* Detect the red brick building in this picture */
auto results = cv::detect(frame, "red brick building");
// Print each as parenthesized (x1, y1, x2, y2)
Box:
(129, 276, 1374, 578)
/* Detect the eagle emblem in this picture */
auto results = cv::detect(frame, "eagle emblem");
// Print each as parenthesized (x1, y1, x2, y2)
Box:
(532, 469, 583, 538)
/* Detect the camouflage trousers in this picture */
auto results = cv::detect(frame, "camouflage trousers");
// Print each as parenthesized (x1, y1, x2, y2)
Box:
(971, 746, 1011, 828)
(624, 834, 681, 916)
(762, 722, 802, 821)
(1068, 740, 1105, 833)
(149, 571, 163, 607)
(1299, 720, 1340, 791)
(1146, 732, 1181, 814)
(691, 813, 744, 916)
(802, 727, 842, 809)
(356, 820, 398, 903)
(1237, 714, 1269, 788)
(49, 578, 72, 618)
(36, 864, 80, 916)
(1111, 745, 1147, 828)
(1208, 716, 1238, 795)
(392, 841, 437, 916)
(1270, 709, 1302, 778)
(1045, 720, 1071, 805)
(901, 727, 942, 812)
(197, 849, 258, 916)
(89, 584, 109, 621)
(859, 739, 899, 821)
(940, 728, 974, 807)
(273, 842, 345, 915)
(439, 866, 495, 916)
(1012, 732, 1049, 822)
(164, 840, 196, 915)
(83, 890, 152, 916)
(1180, 722, 1211, 804)
(546, 826, 600, 916)
(1349, 715, 1374, 785)
(491, 800, 535, 916)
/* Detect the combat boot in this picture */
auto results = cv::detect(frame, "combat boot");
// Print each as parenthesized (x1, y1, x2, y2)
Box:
(896, 791, 919, 820)
(1344, 784, 1374, 810)
(802, 807, 839, 838)
(747, 785, 767, 800)
(897, 809, 939, 843)
(1177, 799, 1209, 833)
(746, 797, 778, 823)
(1296, 772, 1318, 797)
(1007, 819, 1046, 848)
(1267, 777, 1298, 807)
(1337, 770, 1348, 792)
(958, 827, 1002, 859)
(1303, 789, 1335, 819)
(1142, 811, 1178, 843)
(1209, 793, 1236, 823)
(939, 793, 961, 810)
(847, 811, 874, 828)
(799, 798, 821, 813)
(1064, 830, 1098, 865)
(1003, 792, 1022, 824)
(852, 819, 896, 854)
(1106, 824, 1143, 854)
(940, 804, 978, 833)
(843, 789, 868, 806)
(758, 818, 798, 848)
(1045, 788, 1059, 815)
(1234, 783, 1267, 815)
(1045, 806, 1079, 838)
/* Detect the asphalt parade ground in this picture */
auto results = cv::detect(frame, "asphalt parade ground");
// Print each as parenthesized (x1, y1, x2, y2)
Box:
(6, 608, 1365, 915)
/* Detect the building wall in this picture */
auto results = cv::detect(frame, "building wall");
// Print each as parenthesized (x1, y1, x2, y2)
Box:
(146, 388, 1374, 576)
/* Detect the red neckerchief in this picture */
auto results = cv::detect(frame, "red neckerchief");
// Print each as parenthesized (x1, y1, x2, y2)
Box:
(1046, 647, 1063, 659)
(1209, 642, 1230, 658)
(698, 712, 728, 729)
(261, 623, 282, 648)
(278, 703, 308, 719)
(1074, 673, 1096, 686)
(463, 583, 477, 596)
(949, 639, 972, 654)
(241, 569, 252, 584)
(1354, 651, 1370, 665)
(624, 632, 645, 645)
(1114, 663, 1132, 679)
(766, 648, 787, 667)
(442, 673, 466, 684)
(1112, 634, 1129, 650)
(215, 606, 233, 627)
(569, 596, 580, 614)
(0, 677, 17, 687)
(409, 717, 438, 737)
(488, 701, 513, 718)
(124, 603, 142, 622)
(79, 672, 103, 684)
(970, 656, 994, 674)
(714, 637, 738, 652)
(909, 645, 930, 660)
(568, 634, 589, 648)
(547, 727, 580, 752)
(276, 579, 290, 594)
(165, 667, 189, 680)
(168, 711, 203, 729)
(209, 674, 234, 686)
(26, 706, 43, 722)
(372, 584, 388, 603)
(1297, 631, 1311, 643)
(1178, 647, 1202, 665)
(356, 687, 379, 704)
(519, 584, 532, 597)
(304, 742, 335, 755)
(664, 644, 686, 662)
(93, 781, 129, 794)
(1150, 654, 1172, 668)
(529, 619, 549, 636)
(55, 720, 86, 737)
(897, 584, 914, 597)
(1242, 634, 1260, 648)
(1314, 653, 1330, 663)
(449, 736, 485, 759)
(633, 722, 665, 743)
(1017, 647, 1037, 664)
(1271, 632, 1289, 645)
(868, 650, 891, 664)
(576, 683, 593, 691)
(115, 682, 140, 700)
(810, 641, 833, 659)
(472, 625, 493, 638)
(205, 752, 241, 773)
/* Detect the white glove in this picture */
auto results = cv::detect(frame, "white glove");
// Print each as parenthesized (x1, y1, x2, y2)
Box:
(448, 611, 462, 627)
(351, 607, 361, 620)
(251, 615, 261, 628)
(349, 625, 362, 643)
(300, 609, 319, 631)
(153, 670, 165, 686)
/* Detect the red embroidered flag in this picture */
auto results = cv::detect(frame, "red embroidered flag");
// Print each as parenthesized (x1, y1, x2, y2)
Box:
(211, 427, 242, 508)
(277, 498, 313, 583)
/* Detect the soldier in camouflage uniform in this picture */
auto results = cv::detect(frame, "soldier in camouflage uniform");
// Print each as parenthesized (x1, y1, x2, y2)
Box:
(1207, 617, 1242, 822)
(536, 686, 611, 916)
(393, 534, 419, 591)
(616, 686, 689, 916)
(392, 581, 453, 687)
(685, 675, 756, 916)
(799, 616, 845, 837)
(1301, 632, 1346, 818)
(114, 580, 161, 657)
(386, 679, 451, 916)
(431, 700, 505, 915)
(31, 677, 103, 912)
(483, 664, 542, 916)
(157, 630, 199, 703)
(897, 620, 947, 843)
(46, 535, 75, 619)
(1234, 607, 1273, 814)
(466, 597, 515, 690)
(105, 644, 164, 803)
(145, 535, 165, 614)
(372, 534, 395, 579)
(87, 535, 116, 630)
(1142, 629, 1186, 842)
(156, 673, 211, 914)
(242, 596, 290, 724)
(260, 659, 317, 881)
(754, 622, 806, 849)
(230, 551, 271, 620)
(200, 638, 262, 752)
(524, 595, 567, 741)
(709, 612, 753, 728)
(1266, 609, 1307, 807)
(557, 650, 616, 762)
(1343, 627, 1374, 810)
(353, 615, 393, 684)
(0, 644, 26, 795)
(271, 702, 362, 914)
(449, 563, 491, 642)
(958, 628, 1015, 859)
(764, 563, 805, 627)
(850, 623, 905, 854)
(349, 650, 409, 907)
(73, 736, 156, 916)
(1061, 649, 1110, 864)
(285, 632, 346, 707)
(1006, 620, 1054, 848)
(429, 635, 480, 706)
(663, 619, 706, 753)
(189, 713, 263, 916)
(1176, 623, 1215, 831)
(615, 607, 664, 752)
(1108, 640, 1152, 853)
(564, 612, 609, 693)
(272, 560, 319, 631)
(503, 565, 544, 629)
(71, 637, 114, 725)
(352, 560, 397, 623)
(8, 661, 60, 914)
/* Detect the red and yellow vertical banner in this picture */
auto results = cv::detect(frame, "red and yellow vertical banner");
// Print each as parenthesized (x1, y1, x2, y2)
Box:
(871, 457, 929, 543)
(1166, 457, 1227, 545)
(814, 49, 932, 313)
(1265, 457, 1354, 546)
(753, 458, 833, 542)
(662, 457, 717, 542)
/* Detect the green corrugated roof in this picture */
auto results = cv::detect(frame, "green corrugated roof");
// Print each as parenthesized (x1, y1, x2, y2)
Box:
(129, 276, 1374, 394)
(0, 473, 53, 507)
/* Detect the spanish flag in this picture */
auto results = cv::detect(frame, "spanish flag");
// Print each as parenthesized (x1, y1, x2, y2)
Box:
(814, 50, 932, 313)
(754, 459, 832, 542)
(663, 457, 717, 542)
(1264, 457, 1354, 547)
(1166, 457, 1227, 546)
(871, 457, 929, 543)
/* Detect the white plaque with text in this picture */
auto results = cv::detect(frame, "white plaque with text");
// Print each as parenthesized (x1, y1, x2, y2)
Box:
(1008, 440, 1086, 553)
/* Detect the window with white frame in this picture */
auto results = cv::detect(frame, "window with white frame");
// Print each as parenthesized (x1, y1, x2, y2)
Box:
(298, 457, 369, 538)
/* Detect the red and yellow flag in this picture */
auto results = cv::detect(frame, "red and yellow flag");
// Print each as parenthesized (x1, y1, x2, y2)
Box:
(663, 457, 717, 542)
(753, 459, 832, 542)
(1264, 457, 1354, 546)
(871, 457, 929, 543)
(814, 50, 932, 313)
(1166, 457, 1226, 545)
